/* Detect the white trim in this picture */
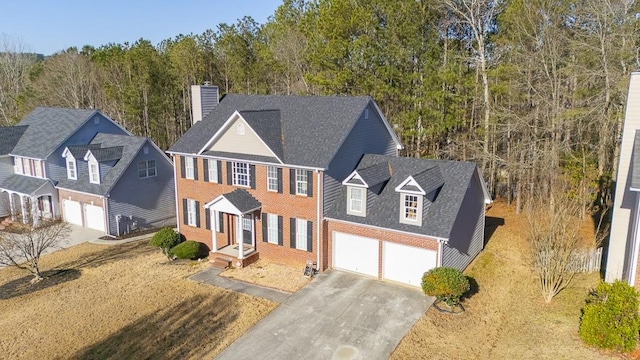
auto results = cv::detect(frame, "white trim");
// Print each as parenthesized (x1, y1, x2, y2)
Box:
(631, 187, 640, 192)
(437, 239, 444, 267)
(295, 169, 308, 195)
(394, 176, 426, 195)
(266, 165, 278, 192)
(346, 186, 366, 216)
(173, 155, 180, 234)
(324, 216, 448, 243)
(371, 100, 403, 150)
(185, 156, 195, 179)
(629, 195, 640, 285)
(66, 156, 77, 180)
(88, 156, 100, 184)
(316, 170, 322, 271)
(342, 171, 369, 187)
(55, 187, 105, 199)
(203, 195, 261, 215)
(187, 199, 197, 226)
(167, 151, 324, 171)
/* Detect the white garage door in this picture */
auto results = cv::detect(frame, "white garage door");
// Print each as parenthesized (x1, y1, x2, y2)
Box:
(383, 242, 437, 287)
(63, 200, 82, 226)
(84, 204, 105, 232)
(333, 232, 379, 277)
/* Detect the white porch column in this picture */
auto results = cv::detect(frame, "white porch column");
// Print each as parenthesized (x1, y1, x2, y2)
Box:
(211, 210, 217, 253)
(20, 195, 28, 224)
(237, 214, 244, 260)
(8, 193, 15, 221)
(31, 196, 39, 227)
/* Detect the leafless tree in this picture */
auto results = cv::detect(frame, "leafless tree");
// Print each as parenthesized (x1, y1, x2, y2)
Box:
(0, 33, 36, 125)
(0, 216, 70, 282)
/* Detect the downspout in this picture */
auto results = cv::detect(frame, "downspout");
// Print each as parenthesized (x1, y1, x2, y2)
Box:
(316, 170, 322, 271)
(104, 194, 113, 238)
(437, 239, 444, 267)
(172, 155, 181, 234)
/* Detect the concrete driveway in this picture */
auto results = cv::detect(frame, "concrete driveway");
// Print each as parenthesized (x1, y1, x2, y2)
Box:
(216, 270, 433, 360)
(43, 224, 104, 255)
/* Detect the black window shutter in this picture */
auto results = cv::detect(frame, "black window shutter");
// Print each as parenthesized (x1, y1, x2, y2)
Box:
(205, 208, 211, 230)
(290, 218, 296, 248)
(218, 212, 224, 233)
(278, 216, 283, 246)
(262, 212, 268, 242)
(193, 158, 199, 180)
(180, 156, 186, 178)
(217, 161, 222, 183)
(307, 220, 313, 252)
(226, 162, 232, 185)
(203, 159, 209, 182)
(289, 169, 295, 194)
(307, 171, 313, 198)
(250, 164, 256, 189)
(277, 167, 283, 194)
(195, 201, 201, 228)
(182, 199, 188, 225)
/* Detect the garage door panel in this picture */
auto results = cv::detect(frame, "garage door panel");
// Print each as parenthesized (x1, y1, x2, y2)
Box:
(84, 205, 104, 232)
(63, 200, 82, 226)
(383, 242, 437, 287)
(333, 232, 379, 278)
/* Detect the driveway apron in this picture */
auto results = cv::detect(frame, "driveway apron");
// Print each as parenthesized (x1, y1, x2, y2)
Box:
(216, 270, 433, 360)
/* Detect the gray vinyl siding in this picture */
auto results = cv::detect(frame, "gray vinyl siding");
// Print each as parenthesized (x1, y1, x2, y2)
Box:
(106, 141, 176, 236)
(0, 156, 12, 216)
(45, 114, 128, 182)
(441, 169, 486, 271)
(323, 103, 398, 215)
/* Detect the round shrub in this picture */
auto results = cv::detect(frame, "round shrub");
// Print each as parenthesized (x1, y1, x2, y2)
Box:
(421, 267, 470, 308)
(169, 240, 208, 260)
(149, 227, 180, 258)
(579, 281, 640, 352)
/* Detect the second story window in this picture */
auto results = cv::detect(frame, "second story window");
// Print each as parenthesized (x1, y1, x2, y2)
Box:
(208, 160, 218, 183)
(403, 194, 419, 223)
(233, 162, 249, 187)
(267, 166, 278, 192)
(347, 187, 366, 217)
(185, 156, 195, 179)
(34, 160, 43, 178)
(89, 159, 100, 184)
(66, 157, 77, 180)
(138, 160, 156, 178)
(296, 169, 308, 195)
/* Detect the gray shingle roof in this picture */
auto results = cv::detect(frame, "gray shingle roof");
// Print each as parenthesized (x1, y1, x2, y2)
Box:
(66, 144, 102, 158)
(89, 146, 123, 162)
(56, 133, 147, 196)
(326, 154, 479, 239)
(239, 110, 284, 161)
(356, 161, 390, 187)
(0, 175, 54, 195)
(168, 94, 373, 168)
(222, 189, 261, 213)
(12, 107, 97, 159)
(632, 130, 640, 189)
(0, 126, 28, 155)
(412, 166, 444, 194)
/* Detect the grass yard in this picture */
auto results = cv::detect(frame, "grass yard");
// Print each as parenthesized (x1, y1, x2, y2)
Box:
(391, 201, 621, 360)
(221, 259, 311, 293)
(0, 240, 276, 360)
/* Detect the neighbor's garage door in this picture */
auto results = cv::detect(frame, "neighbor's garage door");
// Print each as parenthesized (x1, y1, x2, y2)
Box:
(383, 242, 437, 287)
(333, 232, 379, 277)
(62, 200, 82, 226)
(84, 204, 105, 232)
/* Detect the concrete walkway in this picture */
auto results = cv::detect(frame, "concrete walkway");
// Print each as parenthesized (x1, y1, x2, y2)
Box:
(190, 268, 292, 303)
(216, 270, 433, 360)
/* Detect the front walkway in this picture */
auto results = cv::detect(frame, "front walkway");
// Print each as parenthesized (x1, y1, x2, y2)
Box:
(215, 270, 433, 360)
(190, 268, 291, 303)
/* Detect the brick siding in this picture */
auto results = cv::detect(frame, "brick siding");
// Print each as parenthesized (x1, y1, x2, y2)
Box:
(58, 188, 103, 227)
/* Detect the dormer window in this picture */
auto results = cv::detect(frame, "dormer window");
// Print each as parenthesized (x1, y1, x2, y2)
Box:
(347, 186, 366, 216)
(89, 158, 100, 184)
(399, 193, 423, 226)
(66, 158, 77, 180)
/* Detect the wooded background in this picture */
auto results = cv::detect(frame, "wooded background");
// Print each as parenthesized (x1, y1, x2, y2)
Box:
(1, 0, 638, 216)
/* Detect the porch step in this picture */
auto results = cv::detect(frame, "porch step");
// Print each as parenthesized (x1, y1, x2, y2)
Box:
(211, 257, 232, 270)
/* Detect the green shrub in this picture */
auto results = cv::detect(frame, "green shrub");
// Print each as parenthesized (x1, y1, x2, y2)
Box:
(579, 281, 640, 352)
(169, 240, 208, 260)
(149, 227, 180, 258)
(421, 267, 470, 307)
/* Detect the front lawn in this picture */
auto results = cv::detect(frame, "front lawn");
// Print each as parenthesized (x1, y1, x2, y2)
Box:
(0, 240, 276, 359)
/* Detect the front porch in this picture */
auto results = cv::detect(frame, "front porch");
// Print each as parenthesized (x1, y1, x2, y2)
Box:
(211, 244, 260, 268)
(0, 175, 58, 227)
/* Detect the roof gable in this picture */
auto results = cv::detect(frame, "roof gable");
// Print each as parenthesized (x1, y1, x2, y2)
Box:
(204, 189, 262, 215)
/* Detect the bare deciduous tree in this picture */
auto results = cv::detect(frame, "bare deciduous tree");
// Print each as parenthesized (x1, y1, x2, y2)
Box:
(0, 33, 36, 125)
(0, 218, 70, 282)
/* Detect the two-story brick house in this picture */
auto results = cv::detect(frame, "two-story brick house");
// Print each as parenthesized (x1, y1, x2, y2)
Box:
(168, 86, 490, 287)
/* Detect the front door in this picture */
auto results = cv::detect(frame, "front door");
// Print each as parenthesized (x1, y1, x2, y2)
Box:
(242, 214, 253, 245)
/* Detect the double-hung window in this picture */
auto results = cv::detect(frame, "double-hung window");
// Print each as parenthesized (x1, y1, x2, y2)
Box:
(349, 187, 364, 213)
(187, 199, 197, 226)
(403, 194, 419, 221)
(267, 166, 278, 192)
(185, 156, 195, 179)
(208, 160, 218, 183)
(295, 169, 308, 195)
(233, 162, 249, 187)
(66, 158, 77, 179)
(296, 219, 308, 251)
(89, 159, 100, 184)
(267, 214, 278, 244)
(138, 160, 156, 178)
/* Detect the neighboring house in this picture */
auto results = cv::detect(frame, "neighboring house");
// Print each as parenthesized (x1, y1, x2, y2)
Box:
(606, 71, 640, 288)
(167, 85, 490, 287)
(0, 107, 176, 236)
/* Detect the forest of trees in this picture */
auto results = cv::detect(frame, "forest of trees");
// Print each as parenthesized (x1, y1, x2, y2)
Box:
(0, 0, 639, 218)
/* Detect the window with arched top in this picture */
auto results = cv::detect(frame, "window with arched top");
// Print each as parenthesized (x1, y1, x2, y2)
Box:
(237, 123, 245, 135)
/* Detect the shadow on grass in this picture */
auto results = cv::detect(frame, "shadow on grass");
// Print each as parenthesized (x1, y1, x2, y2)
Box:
(55, 241, 157, 270)
(69, 292, 240, 360)
(461, 276, 479, 302)
(484, 216, 505, 246)
(0, 268, 81, 300)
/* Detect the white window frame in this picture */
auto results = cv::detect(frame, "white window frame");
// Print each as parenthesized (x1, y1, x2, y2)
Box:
(89, 158, 100, 184)
(267, 213, 278, 244)
(347, 186, 366, 216)
(14, 157, 23, 175)
(34, 160, 43, 178)
(232, 162, 250, 187)
(138, 160, 156, 178)
(23, 158, 32, 176)
(295, 169, 308, 195)
(187, 199, 197, 226)
(66, 157, 77, 180)
(208, 160, 218, 183)
(400, 193, 422, 226)
(296, 219, 307, 251)
(185, 156, 195, 179)
(267, 166, 278, 192)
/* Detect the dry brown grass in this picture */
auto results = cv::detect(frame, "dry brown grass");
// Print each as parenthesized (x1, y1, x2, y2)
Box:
(0, 240, 276, 360)
(220, 259, 311, 293)
(391, 201, 620, 360)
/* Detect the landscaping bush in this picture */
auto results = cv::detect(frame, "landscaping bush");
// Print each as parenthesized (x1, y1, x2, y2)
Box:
(169, 240, 208, 260)
(149, 227, 180, 259)
(421, 267, 470, 308)
(579, 281, 640, 352)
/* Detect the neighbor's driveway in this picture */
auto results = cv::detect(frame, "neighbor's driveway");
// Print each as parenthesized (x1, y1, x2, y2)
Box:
(216, 270, 433, 360)
(44, 224, 104, 255)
